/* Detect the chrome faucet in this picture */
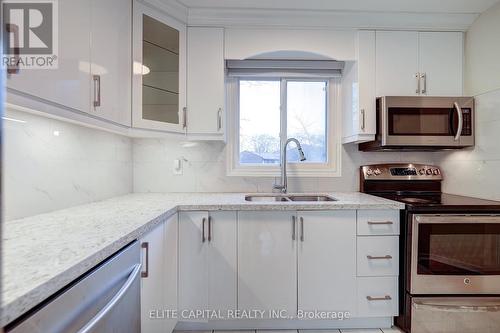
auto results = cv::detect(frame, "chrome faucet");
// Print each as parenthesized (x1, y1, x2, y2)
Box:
(273, 138, 306, 194)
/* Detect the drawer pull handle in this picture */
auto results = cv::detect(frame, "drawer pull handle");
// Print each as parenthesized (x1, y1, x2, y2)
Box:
(367, 295, 392, 301)
(367, 255, 393, 260)
(367, 221, 393, 225)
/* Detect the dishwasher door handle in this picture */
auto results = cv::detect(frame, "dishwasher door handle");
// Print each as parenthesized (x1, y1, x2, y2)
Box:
(77, 263, 142, 333)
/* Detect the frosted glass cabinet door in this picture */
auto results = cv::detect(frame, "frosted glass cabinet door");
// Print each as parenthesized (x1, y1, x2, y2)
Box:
(7, 0, 91, 112)
(238, 211, 298, 317)
(132, 2, 186, 133)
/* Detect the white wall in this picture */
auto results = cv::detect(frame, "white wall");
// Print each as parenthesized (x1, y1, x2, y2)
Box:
(464, 1, 500, 96)
(436, 89, 500, 200)
(435, 1, 500, 200)
(3, 108, 133, 221)
(133, 137, 434, 193)
(224, 28, 356, 60)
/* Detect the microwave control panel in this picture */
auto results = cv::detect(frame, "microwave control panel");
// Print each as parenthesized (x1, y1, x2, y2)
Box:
(461, 108, 472, 136)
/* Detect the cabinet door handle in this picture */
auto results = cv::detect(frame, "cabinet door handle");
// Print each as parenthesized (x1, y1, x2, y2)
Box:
(367, 295, 392, 301)
(415, 73, 420, 94)
(367, 221, 394, 225)
(183, 107, 187, 129)
(141, 242, 149, 278)
(93, 75, 101, 107)
(420, 73, 427, 94)
(202, 217, 206, 243)
(6, 24, 20, 75)
(300, 217, 304, 242)
(360, 109, 366, 131)
(208, 216, 212, 242)
(367, 255, 393, 260)
(217, 108, 222, 131)
(292, 216, 296, 241)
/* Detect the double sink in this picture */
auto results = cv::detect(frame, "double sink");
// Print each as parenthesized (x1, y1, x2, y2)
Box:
(245, 194, 337, 202)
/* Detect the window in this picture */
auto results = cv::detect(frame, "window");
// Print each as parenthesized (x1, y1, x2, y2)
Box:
(227, 77, 341, 177)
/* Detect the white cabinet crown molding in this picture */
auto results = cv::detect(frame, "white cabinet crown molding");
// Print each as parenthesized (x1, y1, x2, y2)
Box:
(187, 8, 476, 31)
(139, 0, 189, 23)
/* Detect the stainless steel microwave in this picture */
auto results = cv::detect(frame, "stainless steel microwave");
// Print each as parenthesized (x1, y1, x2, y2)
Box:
(359, 96, 474, 151)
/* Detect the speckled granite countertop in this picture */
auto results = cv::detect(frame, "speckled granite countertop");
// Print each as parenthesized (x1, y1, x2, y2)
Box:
(1, 192, 403, 326)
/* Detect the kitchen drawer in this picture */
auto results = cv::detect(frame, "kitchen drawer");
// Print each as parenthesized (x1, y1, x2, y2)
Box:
(357, 210, 400, 235)
(357, 236, 399, 276)
(357, 276, 398, 317)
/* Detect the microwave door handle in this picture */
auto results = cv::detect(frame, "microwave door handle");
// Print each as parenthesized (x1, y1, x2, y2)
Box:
(454, 102, 463, 141)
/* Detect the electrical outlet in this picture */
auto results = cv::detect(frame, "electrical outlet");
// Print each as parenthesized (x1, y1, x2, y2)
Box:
(173, 159, 183, 175)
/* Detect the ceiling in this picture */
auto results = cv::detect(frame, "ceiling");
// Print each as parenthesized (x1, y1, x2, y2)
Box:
(176, 0, 499, 14)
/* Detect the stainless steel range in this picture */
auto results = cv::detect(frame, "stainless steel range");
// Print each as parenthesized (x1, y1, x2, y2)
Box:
(360, 163, 500, 333)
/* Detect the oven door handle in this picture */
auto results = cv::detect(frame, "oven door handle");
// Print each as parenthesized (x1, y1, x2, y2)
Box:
(453, 102, 463, 142)
(413, 300, 500, 313)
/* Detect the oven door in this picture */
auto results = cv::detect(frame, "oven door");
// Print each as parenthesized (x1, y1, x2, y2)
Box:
(381, 96, 474, 147)
(411, 214, 500, 294)
(411, 296, 500, 333)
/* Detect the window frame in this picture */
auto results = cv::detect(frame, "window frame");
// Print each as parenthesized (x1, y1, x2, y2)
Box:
(226, 76, 342, 177)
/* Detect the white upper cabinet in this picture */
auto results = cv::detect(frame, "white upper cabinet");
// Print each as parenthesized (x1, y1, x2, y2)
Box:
(418, 32, 463, 96)
(342, 30, 376, 144)
(90, 0, 132, 126)
(132, 2, 187, 133)
(7, 0, 91, 112)
(187, 27, 225, 139)
(297, 211, 357, 315)
(376, 31, 419, 97)
(376, 30, 463, 97)
(7, 0, 132, 127)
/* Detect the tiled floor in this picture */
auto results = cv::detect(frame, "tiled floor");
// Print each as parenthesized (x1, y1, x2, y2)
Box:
(176, 328, 404, 333)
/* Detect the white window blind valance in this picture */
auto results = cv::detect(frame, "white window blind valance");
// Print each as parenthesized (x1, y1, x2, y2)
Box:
(226, 59, 344, 78)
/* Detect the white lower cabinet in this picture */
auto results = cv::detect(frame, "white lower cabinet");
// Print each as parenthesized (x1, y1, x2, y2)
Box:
(140, 214, 178, 333)
(176, 208, 399, 326)
(179, 211, 237, 315)
(297, 211, 357, 314)
(357, 276, 398, 317)
(238, 211, 297, 317)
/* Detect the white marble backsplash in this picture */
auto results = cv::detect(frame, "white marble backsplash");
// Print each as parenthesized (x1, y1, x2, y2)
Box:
(435, 88, 500, 200)
(133, 137, 435, 193)
(3, 108, 133, 221)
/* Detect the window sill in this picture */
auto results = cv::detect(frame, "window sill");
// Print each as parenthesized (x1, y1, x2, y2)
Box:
(227, 165, 341, 178)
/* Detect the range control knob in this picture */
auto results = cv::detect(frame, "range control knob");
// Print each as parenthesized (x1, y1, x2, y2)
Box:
(433, 169, 440, 175)
(419, 169, 425, 175)
(366, 169, 374, 176)
(374, 168, 382, 175)
(426, 169, 433, 175)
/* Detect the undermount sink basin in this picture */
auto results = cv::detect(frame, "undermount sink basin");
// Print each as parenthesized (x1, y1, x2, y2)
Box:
(244, 194, 337, 202)
(244, 195, 290, 202)
(288, 195, 337, 202)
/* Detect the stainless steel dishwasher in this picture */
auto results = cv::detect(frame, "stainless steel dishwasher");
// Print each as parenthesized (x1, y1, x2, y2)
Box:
(7, 241, 141, 333)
